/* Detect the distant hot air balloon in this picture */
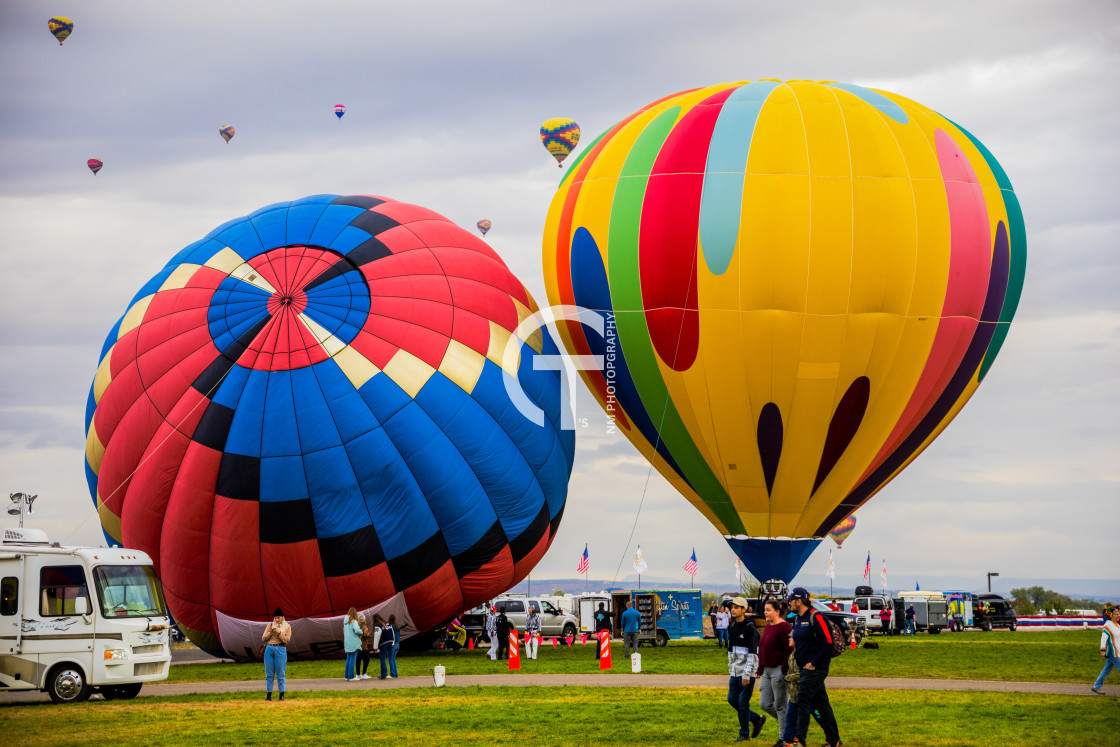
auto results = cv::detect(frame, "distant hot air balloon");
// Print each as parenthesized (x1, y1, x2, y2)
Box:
(335, 104, 346, 119)
(87, 158, 103, 175)
(219, 126, 235, 143)
(476, 219, 492, 237)
(544, 80, 1026, 584)
(48, 17, 73, 45)
(540, 118, 580, 168)
(86, 194, 574, 659)
(828, 515, 857, 548)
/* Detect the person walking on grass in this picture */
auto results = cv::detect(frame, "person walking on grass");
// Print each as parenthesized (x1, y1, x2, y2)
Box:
(879, 604, 892, 636)
(758, 599, 793, 744)
(788, 587, 841, 747)
(726, 596, 766, 742)
(1092, 606, 1120, 695)
(621, 599, 641, 660)
(261, 607, 291, 701)
(904, 604, 916, 636)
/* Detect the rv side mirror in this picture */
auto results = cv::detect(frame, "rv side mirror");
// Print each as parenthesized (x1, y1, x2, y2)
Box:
(74, 597, 88, 616)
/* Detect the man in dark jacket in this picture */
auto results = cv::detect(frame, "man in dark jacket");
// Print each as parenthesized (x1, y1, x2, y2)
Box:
(496, 608, 512, 661)
(726, 596, 766, 742)
(788, 587, 841, 747)
(594, 602, 612, 659)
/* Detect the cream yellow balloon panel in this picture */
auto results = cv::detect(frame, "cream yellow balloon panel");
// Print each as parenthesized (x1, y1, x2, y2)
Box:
(542, 80, 1025, 582)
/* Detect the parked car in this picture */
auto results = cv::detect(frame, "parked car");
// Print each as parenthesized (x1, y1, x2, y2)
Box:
(973, 593, 1018, 631)
(461, 596, 579, 643)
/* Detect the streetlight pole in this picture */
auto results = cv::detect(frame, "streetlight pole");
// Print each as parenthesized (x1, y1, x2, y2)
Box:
(987, 572, 999, 593)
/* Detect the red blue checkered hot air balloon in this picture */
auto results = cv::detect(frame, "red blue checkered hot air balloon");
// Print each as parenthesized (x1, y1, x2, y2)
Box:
(335, 104, 346, 119)
(86, 195, 575, 659)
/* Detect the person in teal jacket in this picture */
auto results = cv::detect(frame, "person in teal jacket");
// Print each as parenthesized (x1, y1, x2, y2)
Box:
(621, 599, 642, 659)
(343, 608, 363, 681)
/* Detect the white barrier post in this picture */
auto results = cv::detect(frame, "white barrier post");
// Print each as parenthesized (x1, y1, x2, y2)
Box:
(434, 665, 446, 687)
(631, 653, 641, 673)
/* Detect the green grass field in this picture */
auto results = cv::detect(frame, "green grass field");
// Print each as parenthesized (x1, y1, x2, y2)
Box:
(164, 630, 1107, 684)
(1, 687, 1114, 746)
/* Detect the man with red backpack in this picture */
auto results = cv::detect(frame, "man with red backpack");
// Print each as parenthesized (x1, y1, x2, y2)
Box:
(786, 588, 842, 747)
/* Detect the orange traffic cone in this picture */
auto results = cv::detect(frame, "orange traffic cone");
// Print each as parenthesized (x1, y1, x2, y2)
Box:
(467, 635, 474, 650)
(508, 631, 520, 670)
(850, 633, 858, 650)
(598, 630, 612, 670)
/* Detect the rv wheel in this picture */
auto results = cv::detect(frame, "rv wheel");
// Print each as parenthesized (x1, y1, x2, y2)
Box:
(47, 664, 91, 704)
(654, 630, 670, 647)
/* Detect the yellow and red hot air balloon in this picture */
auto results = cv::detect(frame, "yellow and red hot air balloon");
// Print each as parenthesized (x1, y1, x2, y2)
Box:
(543, 80, 1026, 583)
(828, 515, 857, 548)
(48, 17, 73, 45)
(219, 126, 235, 143)
(476, 219, 492, 237)
(540, 118, 580, 167)
(87, 158, 103, 175)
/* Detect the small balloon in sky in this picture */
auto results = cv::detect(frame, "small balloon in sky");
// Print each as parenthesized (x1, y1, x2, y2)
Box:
(48, 17, 73, 45)
(219, 126, 235, 143)
(476, 219, 492, 236)
(540, 118, 580, 168)
(828, 515, 857, 548)
(87, 158, 103, 175)
(335, 104, 346, 119)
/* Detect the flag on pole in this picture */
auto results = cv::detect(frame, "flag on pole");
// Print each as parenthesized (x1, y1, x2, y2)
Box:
(862, 551, 871, 581)
(633, 546, 648, 575)
(880, 559, 887, 593)
(826, 550, 835, 580)
(683, 549, 698, 576)
(735, 558, 741, 581)
(576, 544, 589, 575)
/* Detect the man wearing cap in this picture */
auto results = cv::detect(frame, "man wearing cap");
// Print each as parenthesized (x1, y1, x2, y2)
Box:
(787, 588, 841, 747)
(261, 608, 292, 701)
(726, 596, 766, 742)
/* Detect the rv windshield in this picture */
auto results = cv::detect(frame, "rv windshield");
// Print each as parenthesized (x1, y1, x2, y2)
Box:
(94, 565, 168, 618)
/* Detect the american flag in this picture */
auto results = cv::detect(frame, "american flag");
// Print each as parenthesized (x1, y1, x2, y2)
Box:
(862, 551, 871, 581)
(576, 545, 589, 575)
(683, 549, 698, 576)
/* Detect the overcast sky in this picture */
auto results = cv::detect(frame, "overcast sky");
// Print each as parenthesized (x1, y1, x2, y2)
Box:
(1, 1, 1116, 597)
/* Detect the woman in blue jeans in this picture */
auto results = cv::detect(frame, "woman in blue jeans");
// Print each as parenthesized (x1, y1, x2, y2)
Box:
(376, 615, 401, 678)
(343, 607, 363, 681)
(261, 608, 291, 700)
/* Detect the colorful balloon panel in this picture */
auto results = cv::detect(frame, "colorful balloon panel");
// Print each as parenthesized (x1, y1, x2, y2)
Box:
(543, 80, 1025, 582)
(219, 126, 235, 143)
(87, 158, 103, 175)
(86, 195, 575, 658)
(540, 118, 581, 166)
(828, 515, 857, 548)
(476, 219, 492, 236)
(48, 17, 73, 45)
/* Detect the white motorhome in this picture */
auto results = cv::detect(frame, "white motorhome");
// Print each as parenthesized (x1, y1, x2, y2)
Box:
(0, 527, 171, 703)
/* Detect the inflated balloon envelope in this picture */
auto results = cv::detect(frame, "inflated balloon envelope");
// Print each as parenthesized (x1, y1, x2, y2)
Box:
(86, 195, 574, 658)
(543, 79, 1025, 583)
